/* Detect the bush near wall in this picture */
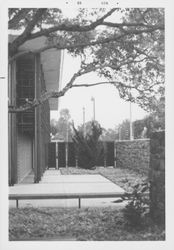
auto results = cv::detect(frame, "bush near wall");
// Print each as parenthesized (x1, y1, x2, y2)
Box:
(115, 139, 150, 176)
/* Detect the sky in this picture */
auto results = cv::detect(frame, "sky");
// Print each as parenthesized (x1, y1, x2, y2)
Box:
(51, 51, 148, 129)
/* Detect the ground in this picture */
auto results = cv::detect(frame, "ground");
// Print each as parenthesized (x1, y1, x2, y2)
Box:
(9, 207, 165, 241)
(9, 167, 165, 241)
(60, 166, 147, 192)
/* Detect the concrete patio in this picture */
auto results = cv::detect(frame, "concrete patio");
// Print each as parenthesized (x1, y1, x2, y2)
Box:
(9, 169, 126, 208)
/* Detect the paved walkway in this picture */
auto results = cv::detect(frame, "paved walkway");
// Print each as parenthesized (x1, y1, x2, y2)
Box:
(9, 169, 126, 208)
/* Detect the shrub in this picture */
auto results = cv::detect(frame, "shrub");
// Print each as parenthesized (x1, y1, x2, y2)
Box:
(123, 182, 150, 228)
(72, 121, 103, 169)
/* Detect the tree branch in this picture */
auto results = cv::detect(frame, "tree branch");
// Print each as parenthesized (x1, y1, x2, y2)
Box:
(27, 18, 164, 42)
(9, 52, 160, 111)
(27, 8, 117, 40)
(102, 22, 164, 30)
(72, 81, 156, 94)
(9, 25, 163, 63)
(9, 67, 84, 113)
(9, 70, 160, 113)
(8, 9, 31, 29)
(9, 9, 47, 55)
(72, 81, 115, 88)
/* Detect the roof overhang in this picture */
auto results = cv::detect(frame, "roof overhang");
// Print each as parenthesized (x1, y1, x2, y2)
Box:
(9, 35, 63, 110)
(41, 48, 63, 110)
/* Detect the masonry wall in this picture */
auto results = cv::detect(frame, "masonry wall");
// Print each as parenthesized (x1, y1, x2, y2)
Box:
(115, 139, 150, 175)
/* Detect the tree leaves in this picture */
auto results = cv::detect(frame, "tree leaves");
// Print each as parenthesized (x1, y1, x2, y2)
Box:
(72, 121, 103, 169)
(9, 8, 164, 113)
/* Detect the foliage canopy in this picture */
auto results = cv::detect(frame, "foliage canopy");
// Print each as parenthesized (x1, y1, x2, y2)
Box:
(8, 8, 164, 113)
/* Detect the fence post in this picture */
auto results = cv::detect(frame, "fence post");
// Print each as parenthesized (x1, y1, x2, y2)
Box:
(114, 141, 117, 168)
(104, 141, 107, 168)
(78, 198, 81, 208)
(65, 142, 68, 168)
(56, 142, 58, 169)
(75, 157, 78, 168)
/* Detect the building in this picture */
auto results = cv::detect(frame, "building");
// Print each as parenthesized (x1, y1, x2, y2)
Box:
(8, 36, 63, 185)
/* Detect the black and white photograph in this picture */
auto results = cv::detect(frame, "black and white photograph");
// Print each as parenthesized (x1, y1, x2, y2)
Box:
(0, 0, 173, 248)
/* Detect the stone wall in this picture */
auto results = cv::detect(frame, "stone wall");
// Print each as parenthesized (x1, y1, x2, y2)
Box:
(149, 131, 165, 224)
(115, 134, 165, 225)
(115, 139, 150, 175)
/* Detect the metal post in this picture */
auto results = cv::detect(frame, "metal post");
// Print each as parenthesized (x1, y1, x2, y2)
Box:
(83, 107, 86, 137)
(78, 198, 81, 208)
(56, 142, 58, 169)
(104, 141, 107, 168)
(65, 121, 68, 168)
(129, 101, 133, 140)
(114, 141, 117, 168)
(91, 97, 95, 121)
(16, 199, 19, 208)
(119, 126, 121, 141)
(93, 98, 95, 121)
(129, 81, 133, 141)
(75, 157, 78, 168)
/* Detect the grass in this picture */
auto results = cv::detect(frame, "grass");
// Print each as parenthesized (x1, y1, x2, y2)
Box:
(60, 167, 147, 192)
(9, 207, 165, 241)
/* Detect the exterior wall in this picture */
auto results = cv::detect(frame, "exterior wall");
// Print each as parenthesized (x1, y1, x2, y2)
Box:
(40, 100, 50, 171)
(9, 54, 51, 184)
(115, 139, 150, 175)
(149, 131, 165, 224)
(8, 61, 18, 185)
(15, 55, 35, 184)
(34, 56, 50, 182)
(17, 132, 33, 183)
(40, 64, 50, 173)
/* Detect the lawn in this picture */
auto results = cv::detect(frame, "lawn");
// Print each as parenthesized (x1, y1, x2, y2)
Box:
(60, 166, 147, 192)
(9, 207, 165, 241)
